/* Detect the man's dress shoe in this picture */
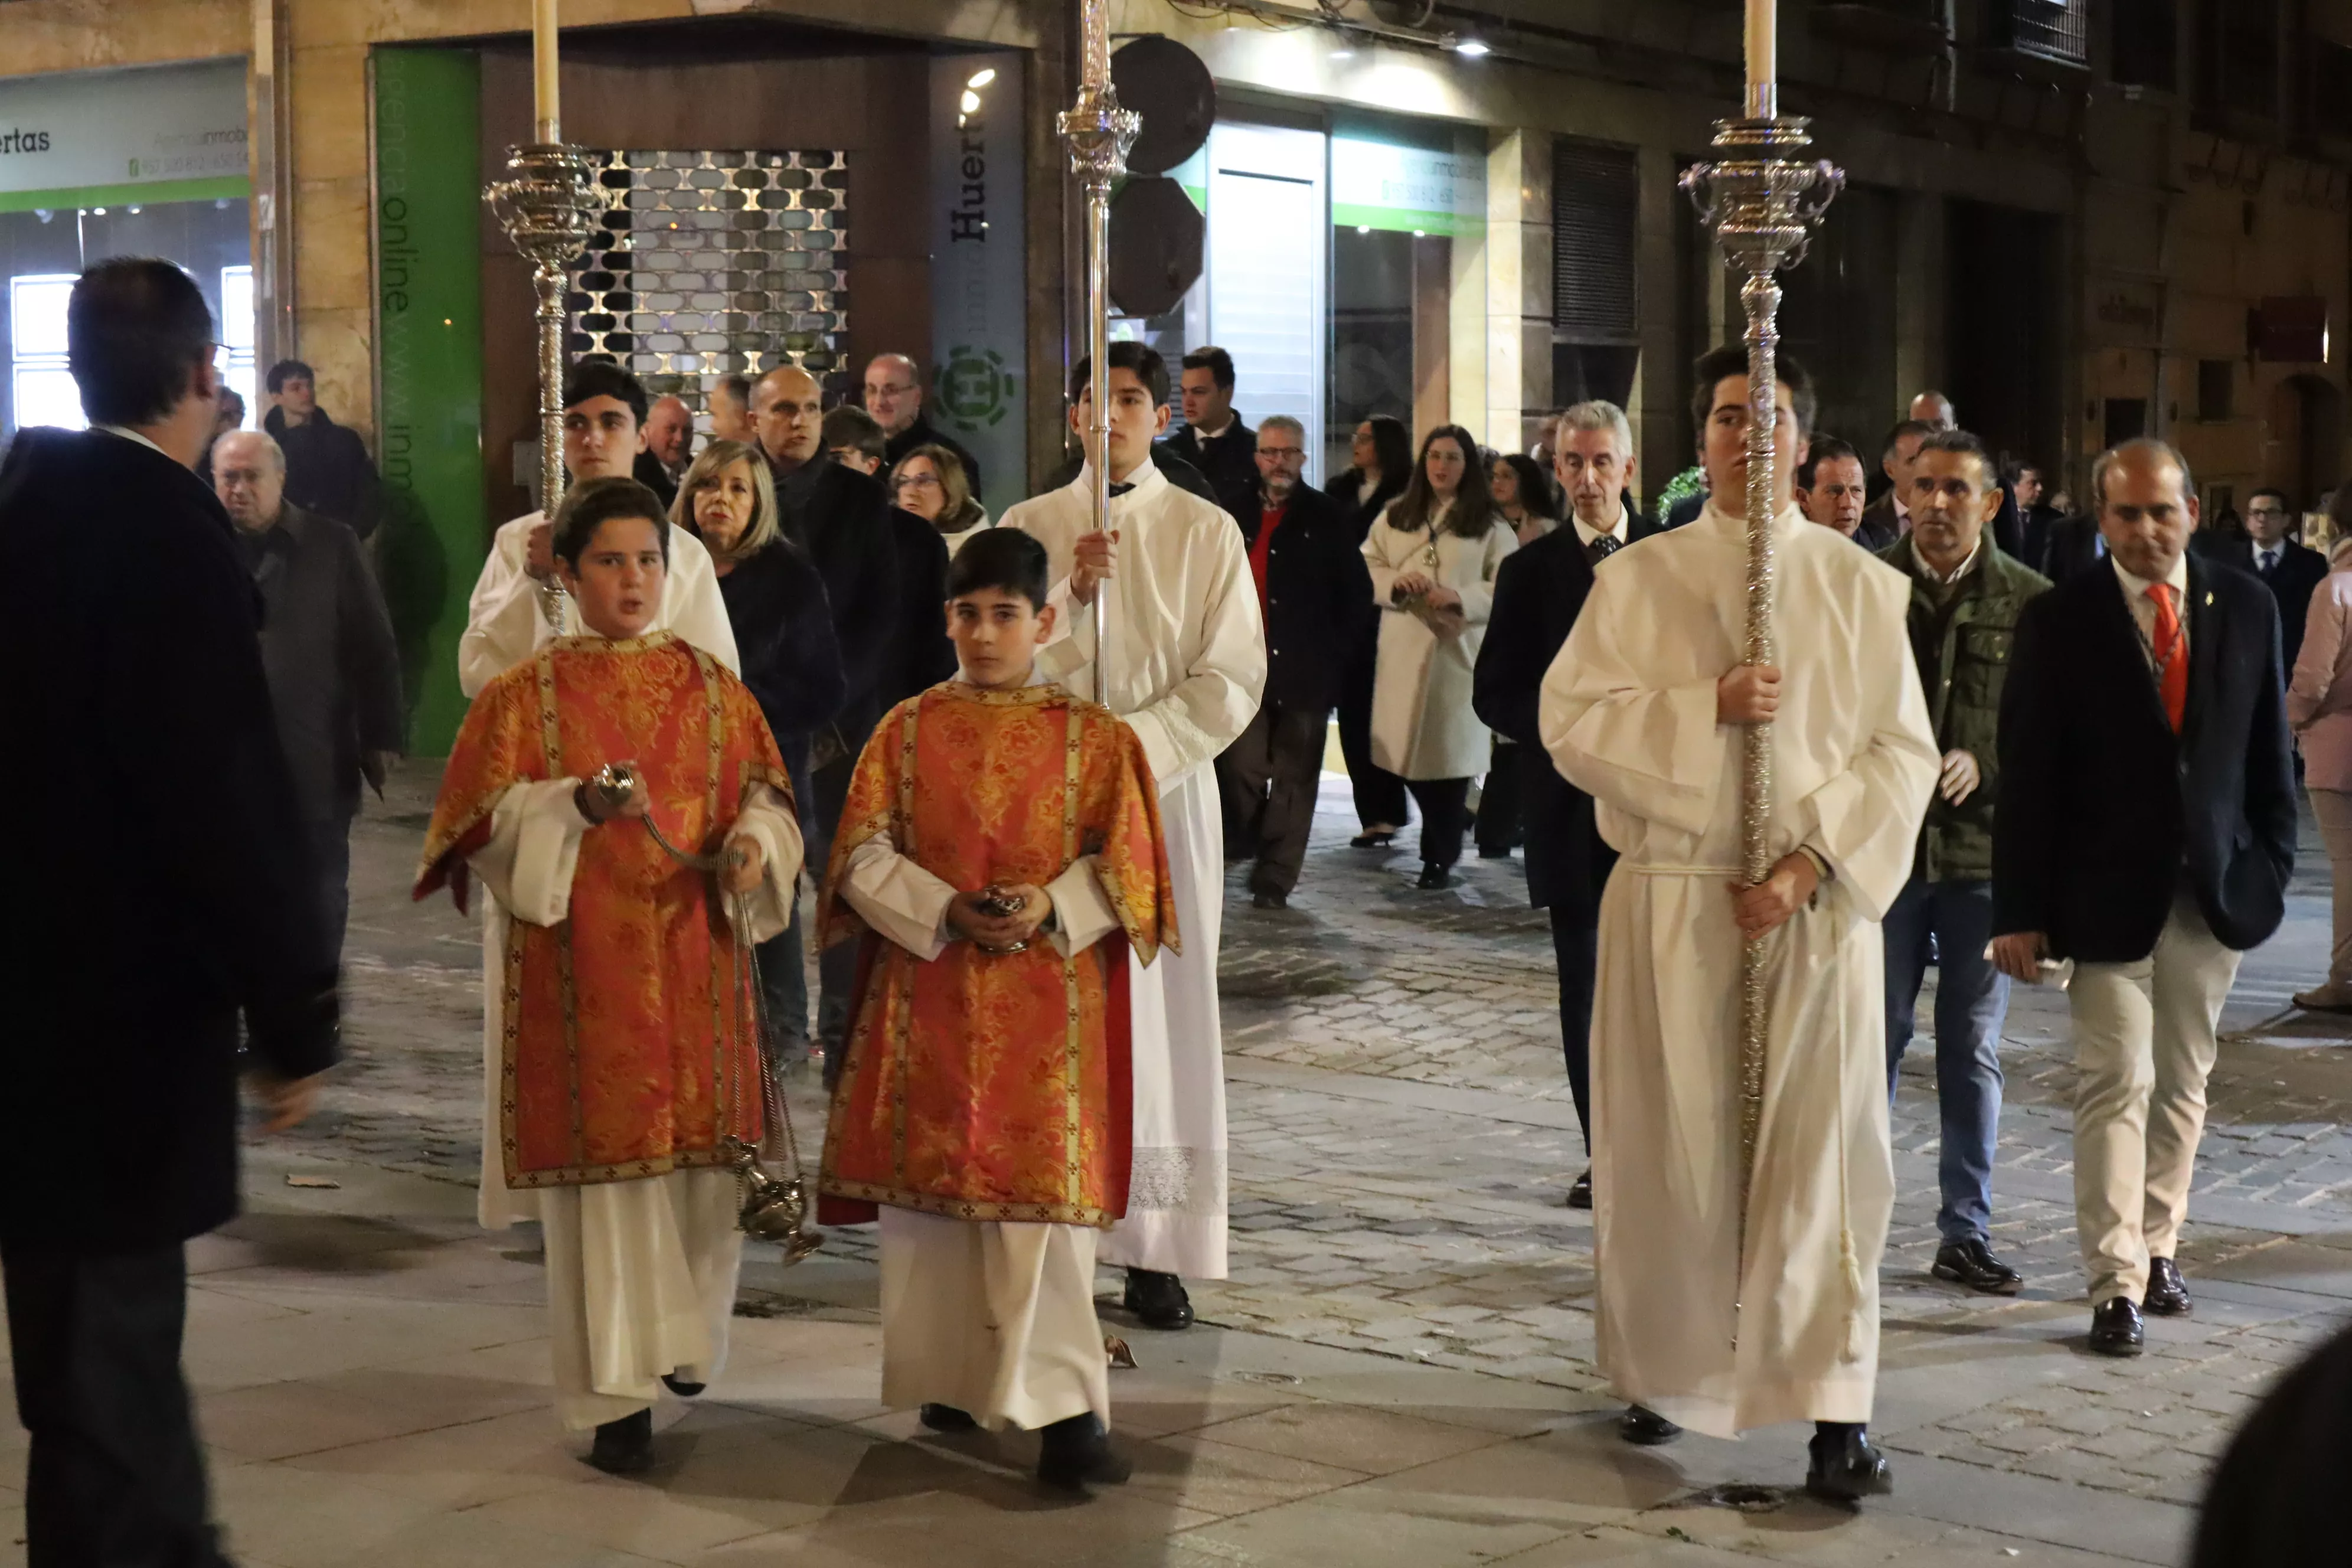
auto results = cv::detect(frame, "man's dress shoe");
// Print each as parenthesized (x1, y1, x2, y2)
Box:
(1805, 1423, 1893, 1504)
(920, 1403, 978, 1432)
(1932, 1237, 2023, 1295)
(1618, 1405, 1681, 1446)
(1123, 1268, 1194, 1330)
(1565, 1168, 1593, 1210)
(1037, 1412, 1131, 1489)
(586, 1409, 654, 1474)
(2144, 1257, 2192, 1317)
(2088, 1296, 2145, 1356)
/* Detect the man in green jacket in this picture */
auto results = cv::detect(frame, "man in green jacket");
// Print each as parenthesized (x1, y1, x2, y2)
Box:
(1880, 429, 2051, 1296)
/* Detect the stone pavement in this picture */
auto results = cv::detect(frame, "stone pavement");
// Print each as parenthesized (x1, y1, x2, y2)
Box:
(6, 762, 2348, 1567)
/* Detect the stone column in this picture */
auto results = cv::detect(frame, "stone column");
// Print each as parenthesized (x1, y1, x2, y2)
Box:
(1481, 128, 1554, 455)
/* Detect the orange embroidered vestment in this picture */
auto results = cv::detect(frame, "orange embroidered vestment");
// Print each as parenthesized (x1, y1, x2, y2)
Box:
(818, 681, 1177, 1228)
(414, 632, 793, 1189)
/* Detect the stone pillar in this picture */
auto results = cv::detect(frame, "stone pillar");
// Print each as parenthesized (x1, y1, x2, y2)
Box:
(1482, 128, 1554, 454)
(1633, 143, 1686, 511)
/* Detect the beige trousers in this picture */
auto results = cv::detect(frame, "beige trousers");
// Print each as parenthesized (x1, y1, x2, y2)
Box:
(2310, 788, 2352, 985)
(877, 1208, 1108, 1432)
(2067, 897, 2241, 1306)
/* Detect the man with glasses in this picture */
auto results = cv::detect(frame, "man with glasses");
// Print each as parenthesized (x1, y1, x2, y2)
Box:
(865, 351, 981, 497)
(2223, 489, 2328, 671)
(1215, 414, 1368, 908)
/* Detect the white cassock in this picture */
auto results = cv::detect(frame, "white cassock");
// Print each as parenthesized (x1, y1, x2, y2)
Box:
(459, 511, 741, 698)
(1538, 501, 1936, 1438)
(1004, 462, 1266, 1279)
(466, 772, 801, 1431)
(834, 786, 1126, 1430)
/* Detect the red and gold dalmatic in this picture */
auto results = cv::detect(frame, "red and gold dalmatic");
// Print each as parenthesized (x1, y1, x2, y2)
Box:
(818, 681, 1177, 1228)
(414, 632, 793, 1189)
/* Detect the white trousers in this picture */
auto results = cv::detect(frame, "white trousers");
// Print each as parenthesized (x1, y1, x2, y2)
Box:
(2068, 898, 2240, 1306)
(539, 1169, 746, 1431)
(877, 1209, 1108, 1432)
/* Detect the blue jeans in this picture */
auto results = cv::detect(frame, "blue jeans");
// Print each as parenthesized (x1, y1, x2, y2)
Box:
(1883, 876, 2009, 1244)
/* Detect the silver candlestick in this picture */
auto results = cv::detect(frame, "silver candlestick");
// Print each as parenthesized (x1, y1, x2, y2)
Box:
(1680, 115, 1842, 1268)
(1058, 0, 1139, 704)
(486, 142, 603, 630)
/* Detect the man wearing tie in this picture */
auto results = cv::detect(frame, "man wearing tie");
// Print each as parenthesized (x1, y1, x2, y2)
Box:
(1991, 439, 2297, 1357)
(2237, 489, 2330, 671)
(1472, 401, 1660, 1209)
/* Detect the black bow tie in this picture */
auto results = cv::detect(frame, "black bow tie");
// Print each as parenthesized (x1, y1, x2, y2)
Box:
(1108, 482, 1136, 499)
(1586, 533, 1621, 565)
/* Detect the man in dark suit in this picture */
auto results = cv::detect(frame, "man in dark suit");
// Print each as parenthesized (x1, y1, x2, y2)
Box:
(1796, 436, 1888, 549)
(1857, 419, 1931, 547)
(753, 363, 904, 1063)
(2012, 462, 2063, 574)
(2232, 489, 2330, 671)
(1992, 438, 2297, 1358)
(1473, 400, 1661, 1208)
(1217, 416, 1373, 909)
(864, 351, 983, 498)
(1162, 345, 1257, 520)
(5, 259, 338, 1566)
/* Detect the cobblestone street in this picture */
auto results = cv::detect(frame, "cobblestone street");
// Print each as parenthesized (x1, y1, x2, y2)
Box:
(16, 761, 2347, 1567)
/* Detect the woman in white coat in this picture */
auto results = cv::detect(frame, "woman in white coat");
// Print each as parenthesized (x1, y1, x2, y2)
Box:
(1362, 424, 1518, 887)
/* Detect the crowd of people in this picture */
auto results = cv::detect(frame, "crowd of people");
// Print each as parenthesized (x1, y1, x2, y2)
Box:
(9, 254, 2352, 1566)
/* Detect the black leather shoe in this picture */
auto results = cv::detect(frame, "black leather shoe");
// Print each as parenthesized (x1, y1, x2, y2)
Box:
(2088, 1296, 2145, 1356)
(1565, 1168, 1593, 1210)
(1618, 1405, 1682, 1446)
(1415, 863, 1452, 889)
(1123, 1268, 1194, 1330)
(1932, 1238, 2023, 1296)
(1251, 889, 1288, 910)
(2145, 1257, 2192, 1317)
(660, 1374, 704, 1397)
(920, 1403, 978, 1432)
(1349, 829, 1397, 849)
(585, 1409, 654, 1474)
(1037, 1412, 1131, 1490)
(1805, 1422, 1893, 1504)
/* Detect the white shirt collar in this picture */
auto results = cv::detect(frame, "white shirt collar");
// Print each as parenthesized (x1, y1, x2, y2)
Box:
(1192, 413, 1236, 442)
(1570, 507, 1628, 550)
(1913, 536, 1984, 587)
(2112, 550, 2190, 603)
(96, 424, 172, 461)
(2257, 540, 2284, 561)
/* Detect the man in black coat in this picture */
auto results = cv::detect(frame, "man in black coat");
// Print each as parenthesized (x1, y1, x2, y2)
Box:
(2223, 488, 2330, 671)
(1216, 416, 1371, 908)
(214, 429, 405, 964)
(1472, 401, 1661, 1208)
(1162, 345, 1257, 521)
(1992, 438, 2297, 1360)
(865, 351, 983, 498)
(5, 259, 338, 1567)
(263, 357, 382, 539)
(754, 364, 903, 1060)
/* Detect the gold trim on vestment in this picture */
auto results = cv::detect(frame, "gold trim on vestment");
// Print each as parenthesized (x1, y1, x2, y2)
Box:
(820, 1177, 1116, 1230)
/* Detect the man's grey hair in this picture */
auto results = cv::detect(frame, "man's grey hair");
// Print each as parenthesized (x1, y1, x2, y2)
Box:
(214, 427, 285, 472)
(1257, 413, 1306, 441)
(2091, 437, 2194, 512)
(1552, 400, 1634, 457)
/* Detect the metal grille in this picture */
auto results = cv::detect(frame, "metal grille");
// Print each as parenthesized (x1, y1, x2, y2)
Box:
(1995, 0, 2088, 64)
(566, 149, 850, 416)
(1551, 139, 1639, 344)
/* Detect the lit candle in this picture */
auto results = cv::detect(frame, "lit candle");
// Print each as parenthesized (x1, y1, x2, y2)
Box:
(533, 0, 560, 142)
(1745, 0, 1776, 113)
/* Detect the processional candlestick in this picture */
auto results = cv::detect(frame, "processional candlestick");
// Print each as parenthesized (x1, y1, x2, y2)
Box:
(486, 0, 603, 630)
(1057, 0, 1140, 704)
(1678, 1, 1844, 1270)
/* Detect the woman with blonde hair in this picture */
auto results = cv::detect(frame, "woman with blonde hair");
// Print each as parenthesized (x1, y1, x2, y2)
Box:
(890, 443, 991, 557)
(671, 437, 845, 1067)
(1361, 423, 1517, 888)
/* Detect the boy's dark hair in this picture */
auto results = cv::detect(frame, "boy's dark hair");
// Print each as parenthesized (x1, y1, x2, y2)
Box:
(946, 527, 1051, 610)
(1915, 428, 1997, 490)
(68, 259, 215, 427)
(1689, 346, 1817, 446)
(265, 358, 315, 393)
(1069, 341, 1172, 408)
(1796, 435, 1860, 491)
(562, 361, 649, 427)
(822, 404, 888, 464)
(553, 476, 671, 569)
(1181, 345, 1236, 391)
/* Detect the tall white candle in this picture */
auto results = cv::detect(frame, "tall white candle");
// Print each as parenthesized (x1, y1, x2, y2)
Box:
(533, 0, 560, 142)
(1745, 0, 1776, 102)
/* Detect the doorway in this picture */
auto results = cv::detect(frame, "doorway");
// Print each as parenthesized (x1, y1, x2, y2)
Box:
(2263, 373, 2344, 513)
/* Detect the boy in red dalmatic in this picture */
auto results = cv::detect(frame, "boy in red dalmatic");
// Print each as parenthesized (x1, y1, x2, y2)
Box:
(819, 528, 1175, 1492)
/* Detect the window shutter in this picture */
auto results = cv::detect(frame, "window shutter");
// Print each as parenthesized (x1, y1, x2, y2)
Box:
(1552, 140, 1639, 345)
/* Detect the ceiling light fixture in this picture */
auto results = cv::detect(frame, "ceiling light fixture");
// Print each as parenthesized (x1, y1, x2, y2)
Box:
(1452, 35, 1491, 57)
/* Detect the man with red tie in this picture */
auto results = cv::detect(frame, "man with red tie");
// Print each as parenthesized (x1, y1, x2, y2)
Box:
(1991, 438, 2297, 1360)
